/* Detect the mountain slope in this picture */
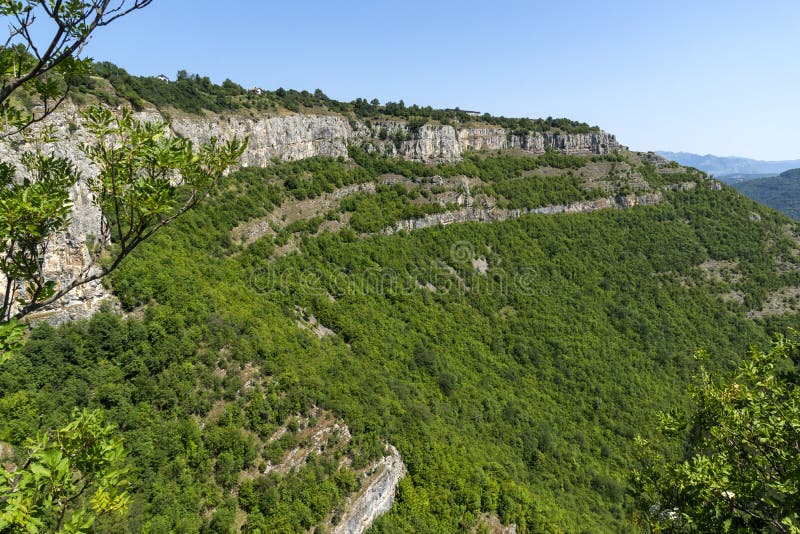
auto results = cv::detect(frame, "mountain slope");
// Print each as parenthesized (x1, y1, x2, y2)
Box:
(2, 68, 800, 532)
(733, 168, 800, 220)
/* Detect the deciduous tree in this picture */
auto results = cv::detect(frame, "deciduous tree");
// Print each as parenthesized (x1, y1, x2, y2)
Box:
(0, 1, 152, 134)
(633, 335, 800, 532)
(0, 409, 129, 533)
(0, 4, 248, 532)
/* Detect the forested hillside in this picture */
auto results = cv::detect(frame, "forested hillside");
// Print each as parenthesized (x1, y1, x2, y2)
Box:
(733, 168, 800, 220)
(3, 132, 800, 532)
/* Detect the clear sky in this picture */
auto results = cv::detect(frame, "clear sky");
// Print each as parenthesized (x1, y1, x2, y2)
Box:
(83, 0, 800, 160)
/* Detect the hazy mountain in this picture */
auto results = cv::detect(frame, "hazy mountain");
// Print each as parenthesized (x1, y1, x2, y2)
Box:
(657, 151, 800, 179)
(716, 172, 777, 185)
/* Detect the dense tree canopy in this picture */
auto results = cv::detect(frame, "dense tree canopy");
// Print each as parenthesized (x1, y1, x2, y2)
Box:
(0, 148, 794, 531)
(0, 8, 797, 529)
(0, 106, 246, 322)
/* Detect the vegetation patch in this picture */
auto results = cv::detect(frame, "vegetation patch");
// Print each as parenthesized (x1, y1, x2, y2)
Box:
(2, 144, 800, 531)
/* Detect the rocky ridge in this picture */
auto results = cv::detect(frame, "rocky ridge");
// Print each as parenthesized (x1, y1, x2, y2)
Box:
(332, 445, 406, 534)
(254, 408, 406, 534)
(170, 114, 622, 166)
(0, 108, 111, 323)
(232, 173, 718, 260)
(0, 104, 622, 323)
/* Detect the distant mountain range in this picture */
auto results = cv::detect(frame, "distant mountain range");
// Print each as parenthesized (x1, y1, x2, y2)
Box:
(658, 152, 800, 220)
(657, 151, 800, 180)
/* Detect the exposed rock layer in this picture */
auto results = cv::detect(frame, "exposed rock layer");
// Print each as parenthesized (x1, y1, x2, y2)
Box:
(259, 409, 406, 534)
(0, 106, 111, 323)
(385, 193, 665, 235)
(171, 114, 622, 165)
(0, 104, 621, 322)
(333, 445, 407, 534)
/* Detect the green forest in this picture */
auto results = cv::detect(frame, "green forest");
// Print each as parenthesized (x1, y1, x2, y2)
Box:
(733, 168, 800, 221)
(72, 62, 598, 136)
(0, 3, 799, 532)
(3, 144, 800, 531)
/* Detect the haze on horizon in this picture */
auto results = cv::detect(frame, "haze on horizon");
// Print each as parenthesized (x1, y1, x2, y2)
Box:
(84, 0, 800, 161)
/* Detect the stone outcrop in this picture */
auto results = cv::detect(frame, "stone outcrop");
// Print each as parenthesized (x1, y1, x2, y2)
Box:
(260, 409, 406, 534)
(333, 445, 407, 534)
(472, 513, 517, 534)
(0, 105, 113, 323)
(385, 193, 664, 235)
(0, 441, 14, 471)
(170, 114, 621, 165)
(170, 113, 354, 166)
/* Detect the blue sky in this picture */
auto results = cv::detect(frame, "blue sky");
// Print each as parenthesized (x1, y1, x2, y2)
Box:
(84, 0, 800, 160)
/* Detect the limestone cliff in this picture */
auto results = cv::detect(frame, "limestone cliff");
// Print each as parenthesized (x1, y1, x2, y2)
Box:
(0, 105, 112, 323)
(170, 113, 621, 165)
(0, 103, 622, 323)
(384, 193, 665, 235)
(250, 408, 406, 534)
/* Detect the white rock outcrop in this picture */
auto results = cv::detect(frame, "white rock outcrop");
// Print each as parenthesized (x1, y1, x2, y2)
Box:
(169, 114, 621, 165)
(333, 445, 407, 534)
(385, 193, 665, 235)
(0, 104, 112, 323)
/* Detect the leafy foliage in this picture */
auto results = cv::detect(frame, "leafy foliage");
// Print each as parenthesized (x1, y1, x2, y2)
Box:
(0, 1, 151, 133)
(0, 319, 22, 366)
(0, 5, 262, 533)
(80, 62, 599, 134)
(0, 104, 797, 532)
(239, 461, 359, 532)
(734, 169, 800, 221)
(0, 105, 246, 321)
(340, 185, 446, 233)
(0, 134, 78, 319)
(638, 162, 707, 188)
(0, 409, 129, 533)
(633, 335, 800, 532)
(351, 98, 600, 134)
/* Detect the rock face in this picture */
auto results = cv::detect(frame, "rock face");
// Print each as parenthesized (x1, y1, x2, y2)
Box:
(170, 114, 621, 165)
(0, 103, 622, 323)
(171, 114, 354, 166)
(333, 445, 407, 534)
(0, 104, 113, 323)
(385, 193, 664, 235)
(261, 409, 406, 534)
